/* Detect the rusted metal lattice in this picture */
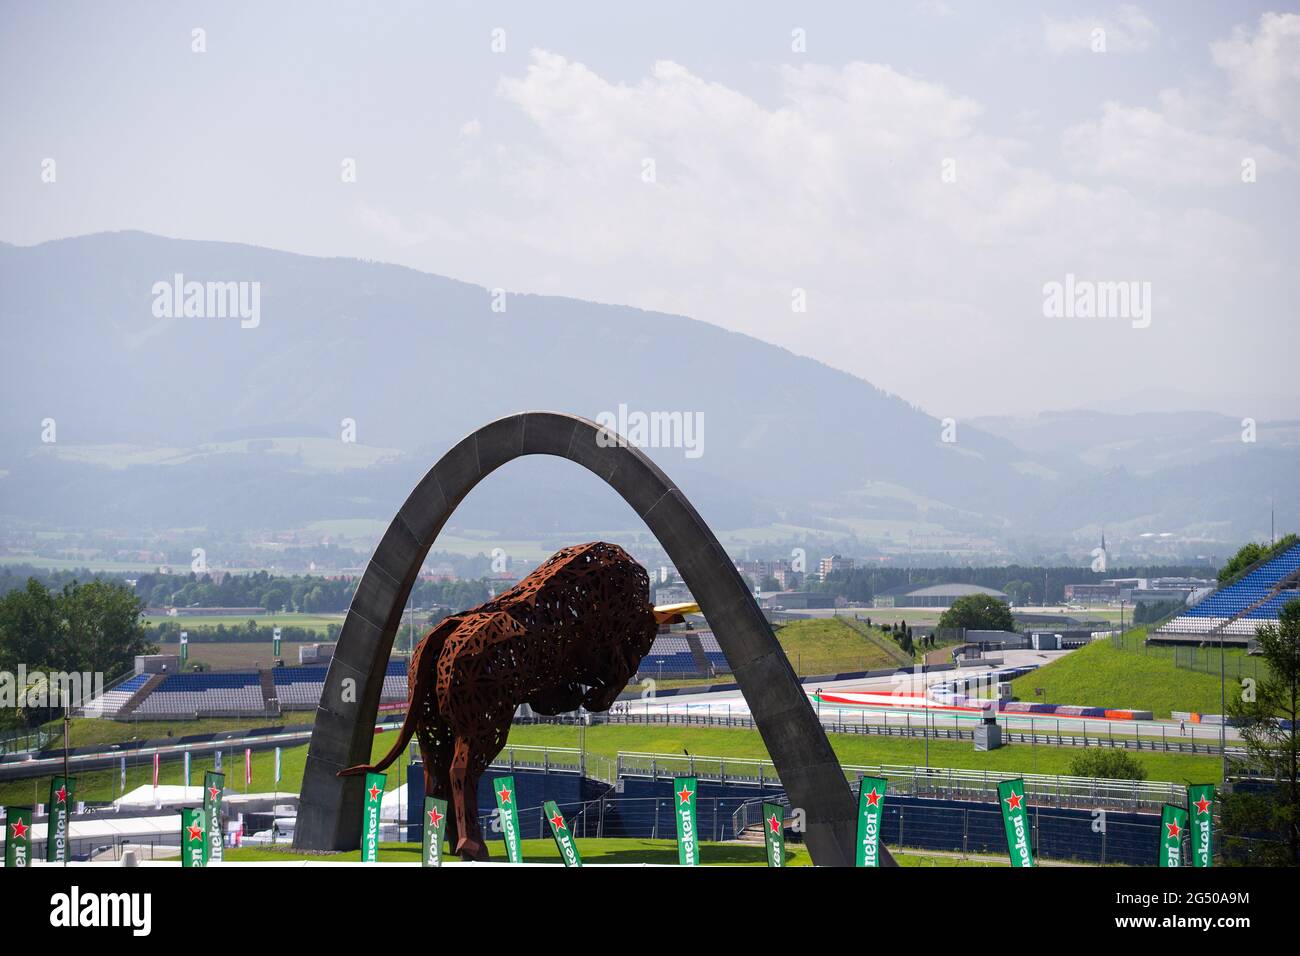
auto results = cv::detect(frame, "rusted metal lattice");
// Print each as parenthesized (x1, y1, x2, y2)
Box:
(340, 541, 658, 859)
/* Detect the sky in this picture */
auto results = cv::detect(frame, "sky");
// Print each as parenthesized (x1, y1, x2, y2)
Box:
(2, 0, 1297, 420)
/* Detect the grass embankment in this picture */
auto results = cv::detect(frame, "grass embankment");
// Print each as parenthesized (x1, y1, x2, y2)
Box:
(774, 618, 909, 673)
(1008, 630, 1252, 719)
(46, 715, 312, 749)
(0, 720, 1222, 806)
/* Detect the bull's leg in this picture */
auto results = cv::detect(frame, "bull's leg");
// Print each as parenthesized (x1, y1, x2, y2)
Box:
(422, 756, 460, 854)
(449, 735, 489, 861)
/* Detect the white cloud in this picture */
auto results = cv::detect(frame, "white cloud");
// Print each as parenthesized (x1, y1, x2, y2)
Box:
(1061, 13, 1300, 185)
(1063, 97, 1290, 186)
(1212, 12, 1300, 149)
(1043, 4, 1157, 55)
(432, 49, 1279, 417)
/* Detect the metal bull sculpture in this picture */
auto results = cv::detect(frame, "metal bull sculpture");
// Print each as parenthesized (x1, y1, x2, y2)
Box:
(338, 541, 677, 860)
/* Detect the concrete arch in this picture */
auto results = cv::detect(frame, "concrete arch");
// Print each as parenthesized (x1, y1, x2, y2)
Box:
(294, 411, 861, 865)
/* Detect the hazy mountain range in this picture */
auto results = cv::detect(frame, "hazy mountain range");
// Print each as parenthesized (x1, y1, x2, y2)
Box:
(0, 232, 1294, 562)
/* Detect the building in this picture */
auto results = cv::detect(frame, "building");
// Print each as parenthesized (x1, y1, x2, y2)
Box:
(1064, 577, 1214, 606)
(818, 555, 854, 582)
(873, 583, 1008, 609)
(761, 591, 836, 610)
(654, 583, 694, 607)
(735, 559, 801, 591)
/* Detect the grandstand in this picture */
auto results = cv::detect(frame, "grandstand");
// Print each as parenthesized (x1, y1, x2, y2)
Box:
(696, 631, 730, 673)
(133, 671, 265, 718)
(1153, 540, 1300, 644)
(80, 658, 412, 719)
(636, 635, 701, 679)
(273, 659, 408, 711)
(90, 673, 151, 717)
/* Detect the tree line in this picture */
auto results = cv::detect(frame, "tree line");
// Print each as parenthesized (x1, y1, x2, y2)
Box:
(0, 578, 153, 731)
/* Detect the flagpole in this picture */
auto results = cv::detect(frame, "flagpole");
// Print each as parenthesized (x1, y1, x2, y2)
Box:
(62, 712, 70, 866)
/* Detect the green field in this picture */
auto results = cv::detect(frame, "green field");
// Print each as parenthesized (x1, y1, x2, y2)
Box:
(1008, 631, 1248, 718)
(0, 719, 1222, 806)
(52, 715, 312, 748)
(144, 612, 344, 633)
(222, 838, 1005, 866)
(504, 723, 1221, 783)
(225, 837, 814, 866)
(773, 618, 910, 673)
(152, 642, 316, 669)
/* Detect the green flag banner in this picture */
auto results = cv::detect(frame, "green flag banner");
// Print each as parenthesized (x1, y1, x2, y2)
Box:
(361, 772, 386, 862)
(4, 806, 33, 868)
(856, 776, 887, 867)
(46, 776, 76, 863)
(997, 778, 1034, 867)
(1187, 784, 1214, 868)
(543, 800, 582, 867)
(181, 808, 206, 868)
(1159, 803, 1188, 867)
(422, 796, 448, 867)
(493, 775, 522, 863)
(203, 771, 224, 865)
(672, 776, 699, 865)
(180, 631, 188, 667)
(762, 802, 785, 868)
(273, 627, 281, 658)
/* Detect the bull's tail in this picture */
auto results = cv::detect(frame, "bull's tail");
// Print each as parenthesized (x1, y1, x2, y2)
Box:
(336, 617, 456, 778)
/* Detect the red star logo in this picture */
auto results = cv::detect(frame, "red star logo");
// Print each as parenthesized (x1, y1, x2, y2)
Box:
(9, 818, 29, 841)
(427, 805, 444, 828)
(186, 823, 205, 842)
(55, 786, 69, 804)
(207, 785, 221, 801)
(1195, 796, 1211, 815)
(497, 785, 512, 805)
(368, 784, 381, 802)
(676, 784, 694, 805)
(1166, 820, 1182, 839)
(549, 811, 567, 832)
(767, 813, 782, 834)
(1004, 791, 1023, 812)
(865, 787, 881, 807)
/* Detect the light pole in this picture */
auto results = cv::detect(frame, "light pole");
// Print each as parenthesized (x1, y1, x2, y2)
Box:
(1220, 624, 1227, 782)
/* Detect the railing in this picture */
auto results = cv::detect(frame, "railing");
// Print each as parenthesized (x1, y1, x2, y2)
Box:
(727, 794, 1165, 865)
(1115, 627, 1268, 681)
(519, 708, 1237, 755)
(68, 668, 143, 718)
(619, 751, 1185, 813)
(0, 726, 52, 757)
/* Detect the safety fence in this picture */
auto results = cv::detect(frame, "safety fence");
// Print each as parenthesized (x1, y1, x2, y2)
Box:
(521, 707, 1236, 754)
(729, 793, 1162, 866)
(614, 751, 1186, 812)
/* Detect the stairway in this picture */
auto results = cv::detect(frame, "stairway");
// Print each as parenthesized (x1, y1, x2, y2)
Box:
(115, 673, 166, 718)
(259, 669, 279, 715)
(684, 634, 712, 677)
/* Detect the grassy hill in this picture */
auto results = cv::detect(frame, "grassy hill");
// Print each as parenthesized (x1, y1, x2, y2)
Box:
(1008, 634, 1234, 718)
(773, 618, 910, 673)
